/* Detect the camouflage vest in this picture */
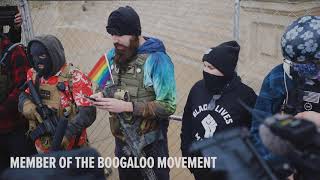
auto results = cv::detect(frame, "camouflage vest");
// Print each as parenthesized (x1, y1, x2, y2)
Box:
(109, 54, 162, 147)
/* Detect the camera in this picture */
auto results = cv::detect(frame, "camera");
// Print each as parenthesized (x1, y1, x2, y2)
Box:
(0, 6, 18, 26)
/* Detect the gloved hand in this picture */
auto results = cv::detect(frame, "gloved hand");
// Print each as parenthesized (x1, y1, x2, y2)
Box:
(140, 118, 157, 134)
(22, 99, 42, 122)
(61, 136, 75, 150)
(26, 119, 37, 136)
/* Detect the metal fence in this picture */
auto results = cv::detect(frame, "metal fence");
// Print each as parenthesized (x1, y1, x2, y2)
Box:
(18, 0, 320, 180)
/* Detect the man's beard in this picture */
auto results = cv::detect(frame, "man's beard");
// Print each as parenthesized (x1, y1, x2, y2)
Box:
(114, 36, 139, 68)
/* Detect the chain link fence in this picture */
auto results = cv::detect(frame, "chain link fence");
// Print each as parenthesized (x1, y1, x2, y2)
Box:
(19, 0, 320, 180)
(25, 1, 236, 179)
(237, 0, 320, 91)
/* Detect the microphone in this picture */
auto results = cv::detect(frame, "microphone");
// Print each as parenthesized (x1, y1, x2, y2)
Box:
(262, 114, 320, 151)
(259, 124, 294, 156)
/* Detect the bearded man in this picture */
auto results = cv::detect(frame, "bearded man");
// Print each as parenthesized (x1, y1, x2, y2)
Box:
(91, 6, 176, 180)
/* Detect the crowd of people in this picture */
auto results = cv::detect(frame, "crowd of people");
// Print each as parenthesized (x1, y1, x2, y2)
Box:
(0, 2, 320, 180)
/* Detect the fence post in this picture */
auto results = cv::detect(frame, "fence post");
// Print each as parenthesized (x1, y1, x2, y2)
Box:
(233, 0, 240, 42)
(19, 0, 34, 45)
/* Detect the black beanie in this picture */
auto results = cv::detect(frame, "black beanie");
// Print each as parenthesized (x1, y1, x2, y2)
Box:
(202, 41, 240, 78)
(106, 6, 141, 36)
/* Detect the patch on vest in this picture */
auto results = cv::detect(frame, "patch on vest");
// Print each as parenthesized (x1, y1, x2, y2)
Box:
(303, 91, 320, 104)
(40, 89, 51, 100)
(126, 65, 135, 74)
(114, 66, 120, 74)
(304, 102, 313, 111)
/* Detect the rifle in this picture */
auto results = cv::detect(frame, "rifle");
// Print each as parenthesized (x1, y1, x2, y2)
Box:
(18, 0, 34, 44)
(104, 84, 157, 180)
(22, 79, 59, 141)
(50, 116, 68, 151)
(21, 78, 82, 151)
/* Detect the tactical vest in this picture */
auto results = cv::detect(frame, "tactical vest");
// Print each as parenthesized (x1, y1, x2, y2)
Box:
(283, 79, 320, 115)
(109, 54, 162, 147)
(31, 64, 78, 119)
(30, 64, 79, 150)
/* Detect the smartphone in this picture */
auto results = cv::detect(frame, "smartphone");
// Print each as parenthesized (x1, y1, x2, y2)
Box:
(84, 95, 97, 102)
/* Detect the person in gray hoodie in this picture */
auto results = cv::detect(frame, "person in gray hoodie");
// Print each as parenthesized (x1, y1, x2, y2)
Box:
(19, 35, 96, 153)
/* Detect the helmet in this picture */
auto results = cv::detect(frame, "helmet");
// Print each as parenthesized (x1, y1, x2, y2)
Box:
(281, 16, 320, 63)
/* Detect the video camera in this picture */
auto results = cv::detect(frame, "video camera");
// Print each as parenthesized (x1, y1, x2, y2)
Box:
(0, 6, 18, 26)
(189, 112, 320, 180)
(262, 114, 320, 180)
(189, 127, 278, 180)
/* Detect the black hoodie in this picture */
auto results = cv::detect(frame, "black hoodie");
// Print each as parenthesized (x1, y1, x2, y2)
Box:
(180, 75, 256, 158)
(27, 35, 66, 76)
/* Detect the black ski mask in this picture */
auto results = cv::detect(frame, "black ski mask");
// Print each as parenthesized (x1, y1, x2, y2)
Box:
(203, 71, 229, 94)
(30, 42, 53, 79)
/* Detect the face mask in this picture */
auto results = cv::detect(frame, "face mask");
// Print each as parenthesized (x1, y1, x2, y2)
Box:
(30, 42, 53, 79)
(33, 55, 53, 79)
(203, 71, 229, 94)
(293, 63, 320, 80)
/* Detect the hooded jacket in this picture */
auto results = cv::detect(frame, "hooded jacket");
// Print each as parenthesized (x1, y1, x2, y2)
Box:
(107, 37, 177, 120)
(19, 35, 96, 140)
(27, 35, 66, 77)
(250, 64, 296, 162)
(181, 75, 257, 159)
(106, 36, 176, 144)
